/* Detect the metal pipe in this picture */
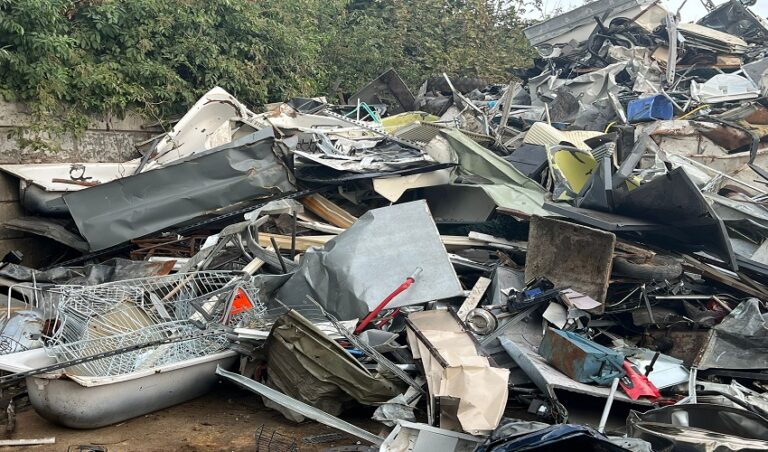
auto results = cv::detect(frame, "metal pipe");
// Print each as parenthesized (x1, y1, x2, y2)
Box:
(598, 377, 620, 433)
(269, 237, 288, 274)
(290, 211, 297, 260)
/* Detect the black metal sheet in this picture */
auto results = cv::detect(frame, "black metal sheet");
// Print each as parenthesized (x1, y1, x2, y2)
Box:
(64, 130, 295, 251)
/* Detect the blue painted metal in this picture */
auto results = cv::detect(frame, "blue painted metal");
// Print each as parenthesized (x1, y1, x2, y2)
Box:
(538, 328, 625, 386)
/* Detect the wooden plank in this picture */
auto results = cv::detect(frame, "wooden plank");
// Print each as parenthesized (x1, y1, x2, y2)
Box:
(682, 255, 768, 300)
(297, 219, 344, 234)
(468, 231, 527, 250)
(456, 277, 491, 321)
(300, 194, 357, 228)
(614, 240, 655, 261)
(526, 216, 615, 311)
(257, 233, 489, 252)
(736, 271, 768, 297)
(0, 438, 55, 446)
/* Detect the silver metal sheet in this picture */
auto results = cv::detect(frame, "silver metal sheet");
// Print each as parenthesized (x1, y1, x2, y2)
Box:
(216, 366, 383, 446)
(64, 130, 295, 251)
(522, 0, 652, 46)
(275, 200, 463, 320)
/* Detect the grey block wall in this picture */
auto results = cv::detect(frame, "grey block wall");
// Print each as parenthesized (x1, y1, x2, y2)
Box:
(0, 100, 161, 266)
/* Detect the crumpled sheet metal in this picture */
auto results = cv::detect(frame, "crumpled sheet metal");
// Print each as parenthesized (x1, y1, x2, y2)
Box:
(294, 133, 431, 173)
(530, 63, 627, 107)
(691, 74, 760, 104)
(406, 310, 509, 435)
(263, 310, 402, 420)
(696, 298, 768, 371)
(275, 200, 463, 320)
(438, 129, 548, 216)
(697, 380, 768, 416)
(522, 0, 655, 47)
(677, 22, 750, 54)
(64, 129, 295, 251)
(638, 120, 756, 155)
(627, 403, 768, 452)
(609, 45, 664, 94)
(0, 258, 172, 286)
(3, 217, 89, 252)
(268, 112, 375, 138)
(523, 122, 603, 152)
(698, 0, 768, 45)
(146, 86, 260, 169)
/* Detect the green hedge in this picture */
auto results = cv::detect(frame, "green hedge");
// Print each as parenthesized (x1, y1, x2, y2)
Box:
(0, 0, 533, 140)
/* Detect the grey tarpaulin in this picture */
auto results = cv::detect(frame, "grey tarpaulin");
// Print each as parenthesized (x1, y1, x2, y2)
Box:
(275, 200, 463, 320)
(697, 298, 768, 370)
(63, 129, 295, 251)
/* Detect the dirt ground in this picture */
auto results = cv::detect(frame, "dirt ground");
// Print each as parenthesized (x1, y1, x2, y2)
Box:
(1, 382, 383, 452)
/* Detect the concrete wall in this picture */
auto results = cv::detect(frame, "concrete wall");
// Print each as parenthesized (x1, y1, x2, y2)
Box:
(0, 100, 157, 164)
(0, 100, 161, 266)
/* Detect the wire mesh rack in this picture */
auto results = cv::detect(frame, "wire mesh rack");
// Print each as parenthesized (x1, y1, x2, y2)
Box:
(255, 424, 298, 452)
(11, 271, 266, 377)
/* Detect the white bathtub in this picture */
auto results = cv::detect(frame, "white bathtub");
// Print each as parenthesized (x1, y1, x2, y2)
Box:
(0, 348, 237, 428)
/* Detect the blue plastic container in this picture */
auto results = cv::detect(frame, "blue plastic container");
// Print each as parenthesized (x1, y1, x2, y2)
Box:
(627, 95, 673, 123)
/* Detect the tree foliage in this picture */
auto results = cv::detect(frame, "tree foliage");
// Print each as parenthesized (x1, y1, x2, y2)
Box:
(0, 0, 533, 139)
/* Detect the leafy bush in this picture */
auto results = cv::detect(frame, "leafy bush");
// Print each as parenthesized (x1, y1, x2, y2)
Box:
(0, 0, 533, 143)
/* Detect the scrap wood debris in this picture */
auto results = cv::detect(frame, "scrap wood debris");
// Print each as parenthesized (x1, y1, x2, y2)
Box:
(2, 1, 768, 450)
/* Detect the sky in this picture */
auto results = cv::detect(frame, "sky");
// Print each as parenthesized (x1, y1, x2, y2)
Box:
(529, 0, 768, 22)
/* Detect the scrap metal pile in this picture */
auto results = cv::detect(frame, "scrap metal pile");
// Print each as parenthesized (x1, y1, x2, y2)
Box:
(1, 0, 768, 450)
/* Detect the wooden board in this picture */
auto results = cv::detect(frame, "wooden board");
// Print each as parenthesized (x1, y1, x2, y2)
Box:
(525, 215, 616, 312)
(300, 194, 357, 228)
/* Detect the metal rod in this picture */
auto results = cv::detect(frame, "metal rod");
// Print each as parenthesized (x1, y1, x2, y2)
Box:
(269, 237, 288, 273)
(598, 377, 620, 433)
(290, 211, 297, 260)
(217, 366, 383, 446)
(305, 296, 424, 395)
(689, 366, 698, 404)
(404, 317, 449, 368)
(645, 351, 661, 377)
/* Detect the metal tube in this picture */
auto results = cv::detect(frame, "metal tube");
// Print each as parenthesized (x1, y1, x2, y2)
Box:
(290, 211, 297, 260)
(269, 237, 288, 274)
(598, 377, 620, 433)
(689, 366, 698, 404)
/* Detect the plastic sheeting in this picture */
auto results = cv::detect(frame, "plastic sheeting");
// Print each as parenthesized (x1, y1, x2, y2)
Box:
(697, 298, 768, 370)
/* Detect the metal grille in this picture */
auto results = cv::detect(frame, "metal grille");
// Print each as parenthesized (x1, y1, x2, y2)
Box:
(34, 271, 264, 377)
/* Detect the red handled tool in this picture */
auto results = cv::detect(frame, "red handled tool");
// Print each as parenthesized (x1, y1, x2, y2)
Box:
(354, 267, 422, 334)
